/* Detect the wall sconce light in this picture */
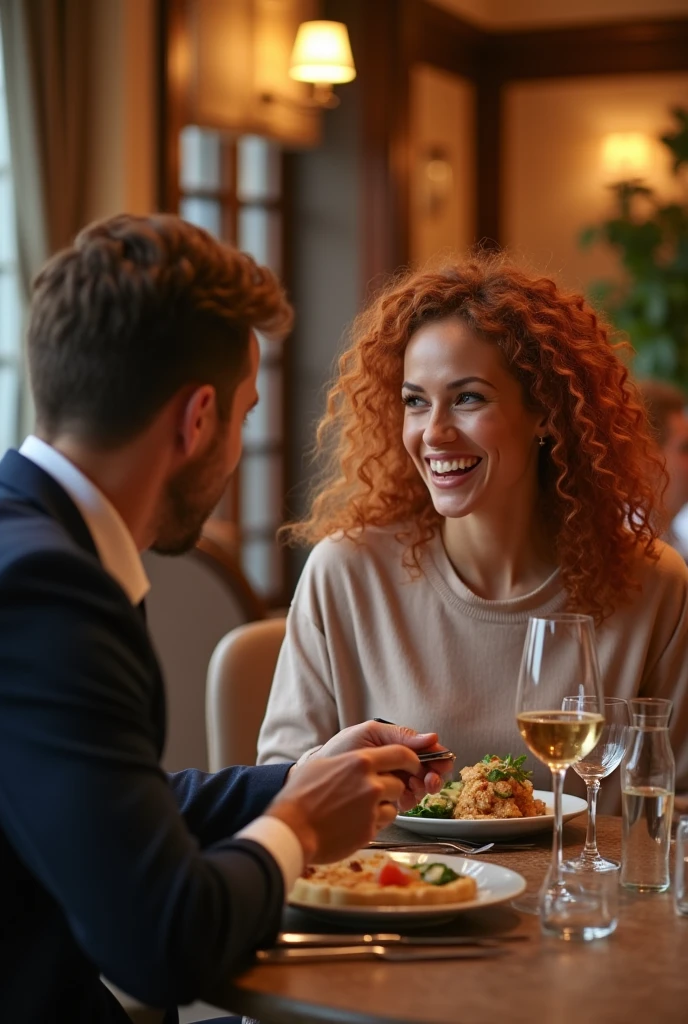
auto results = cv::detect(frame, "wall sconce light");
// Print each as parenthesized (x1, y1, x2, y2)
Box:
(421, 146, 454, 217)
(262, 20, 356, 110)
(602, 132, 652, 180)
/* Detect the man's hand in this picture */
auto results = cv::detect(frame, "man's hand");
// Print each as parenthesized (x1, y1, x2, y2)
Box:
(305, 721, 453, 810)
(266, 745, 423, 863)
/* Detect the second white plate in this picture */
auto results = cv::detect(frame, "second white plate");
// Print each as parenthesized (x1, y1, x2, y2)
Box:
(395, 790, 587, 839)
(288, 850, 526, 923)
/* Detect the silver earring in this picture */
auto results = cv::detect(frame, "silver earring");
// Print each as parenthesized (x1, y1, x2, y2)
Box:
(538, 436, 546, 447)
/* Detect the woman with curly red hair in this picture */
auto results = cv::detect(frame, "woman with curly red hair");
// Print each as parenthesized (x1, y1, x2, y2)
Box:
(257, 254, 688, 809)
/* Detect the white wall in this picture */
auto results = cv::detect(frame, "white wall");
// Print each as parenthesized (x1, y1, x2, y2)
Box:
(502, 72, 688, 292)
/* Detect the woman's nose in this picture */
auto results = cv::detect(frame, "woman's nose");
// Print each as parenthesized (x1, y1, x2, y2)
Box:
(423, 411, 458, 448)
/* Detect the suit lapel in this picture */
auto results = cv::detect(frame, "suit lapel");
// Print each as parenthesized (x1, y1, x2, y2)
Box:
(0, 449, 167, 752)
(0, 449, 100, 561)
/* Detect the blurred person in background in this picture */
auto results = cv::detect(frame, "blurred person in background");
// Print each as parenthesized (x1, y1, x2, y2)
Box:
(638, 378, 688, 559)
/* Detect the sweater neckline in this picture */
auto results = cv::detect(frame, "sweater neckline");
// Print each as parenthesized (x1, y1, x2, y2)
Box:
(422, 530, 566, 623)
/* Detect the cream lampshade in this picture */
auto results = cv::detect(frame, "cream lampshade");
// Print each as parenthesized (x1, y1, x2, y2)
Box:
(289, 20, 356, 85)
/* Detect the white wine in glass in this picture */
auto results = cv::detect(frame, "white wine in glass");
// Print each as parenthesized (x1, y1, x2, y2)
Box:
(514, 614, 604, 926)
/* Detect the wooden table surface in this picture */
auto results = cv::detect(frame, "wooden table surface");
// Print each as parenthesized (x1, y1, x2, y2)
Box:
(213, 816, 688, 1024)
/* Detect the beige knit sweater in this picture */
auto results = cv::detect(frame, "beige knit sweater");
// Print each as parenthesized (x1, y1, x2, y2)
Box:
(257, 526, 688, 813)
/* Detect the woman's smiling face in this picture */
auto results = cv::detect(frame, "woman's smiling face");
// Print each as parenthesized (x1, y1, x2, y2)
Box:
(402, 317, 545, 520)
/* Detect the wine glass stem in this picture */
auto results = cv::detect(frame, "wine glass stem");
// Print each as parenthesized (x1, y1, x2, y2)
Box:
(550, 767, 567, 886)
(583, 779, 601, 860)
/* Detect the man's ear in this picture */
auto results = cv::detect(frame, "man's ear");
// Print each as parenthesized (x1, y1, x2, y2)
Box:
(178, 384, 217, 458)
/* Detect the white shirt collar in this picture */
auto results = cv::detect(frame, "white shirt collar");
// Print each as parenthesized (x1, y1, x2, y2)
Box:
(19, 435, 150, 606)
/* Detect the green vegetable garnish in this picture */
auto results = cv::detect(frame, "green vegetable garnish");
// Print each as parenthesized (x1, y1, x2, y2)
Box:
(400, 781, 464, 818)
(418, 862, 461, 886)
(481, 753, 532, 785)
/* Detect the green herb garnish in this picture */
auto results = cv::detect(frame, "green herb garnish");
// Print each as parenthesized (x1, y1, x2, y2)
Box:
(418, 862, 461, 886)
(481, 753, 532, 785)
(400, 780, 464, 818)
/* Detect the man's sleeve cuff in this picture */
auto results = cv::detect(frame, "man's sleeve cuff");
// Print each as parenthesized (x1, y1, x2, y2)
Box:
(235, 815, 305, 895)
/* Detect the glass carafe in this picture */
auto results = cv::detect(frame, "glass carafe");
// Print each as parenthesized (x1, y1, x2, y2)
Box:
(620, 698, 674, 892)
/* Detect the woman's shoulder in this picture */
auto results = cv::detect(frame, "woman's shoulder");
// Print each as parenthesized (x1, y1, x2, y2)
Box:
(306, 523, 412, 573)
(631, 538, 688, 592)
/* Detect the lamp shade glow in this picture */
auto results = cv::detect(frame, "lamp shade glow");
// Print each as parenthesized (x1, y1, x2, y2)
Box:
(289, 21, 356, 85)
(602, 132, 652, 178)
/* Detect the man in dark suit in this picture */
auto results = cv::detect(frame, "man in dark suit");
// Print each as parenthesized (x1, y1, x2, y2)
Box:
(0, 215, 444, 1022)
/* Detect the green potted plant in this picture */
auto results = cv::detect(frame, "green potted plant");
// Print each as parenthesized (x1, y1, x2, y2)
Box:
(580, 107, 688, 387)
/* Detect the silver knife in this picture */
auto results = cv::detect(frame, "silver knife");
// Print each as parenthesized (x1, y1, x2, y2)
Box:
(258, 944, 506, 963)
(278, 931, 528, 948)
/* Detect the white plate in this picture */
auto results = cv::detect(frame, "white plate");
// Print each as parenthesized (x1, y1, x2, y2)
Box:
(287, 850, 526, 923)
(395, 790, 587, 840)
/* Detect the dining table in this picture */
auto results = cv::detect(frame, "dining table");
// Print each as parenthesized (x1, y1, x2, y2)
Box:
(207, 814, 688, 1024)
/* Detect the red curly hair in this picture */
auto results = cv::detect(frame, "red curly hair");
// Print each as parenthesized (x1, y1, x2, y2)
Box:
(286, 253, 664, 623)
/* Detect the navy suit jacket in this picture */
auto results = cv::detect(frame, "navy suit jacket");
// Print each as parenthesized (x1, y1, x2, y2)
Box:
(0, 450, 292, 1022)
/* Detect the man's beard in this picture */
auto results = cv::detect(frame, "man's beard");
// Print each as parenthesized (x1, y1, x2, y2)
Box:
(151, 437, 227, 556)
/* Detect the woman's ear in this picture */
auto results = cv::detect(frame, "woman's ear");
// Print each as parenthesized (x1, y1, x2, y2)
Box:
(534, 409, 549, 439)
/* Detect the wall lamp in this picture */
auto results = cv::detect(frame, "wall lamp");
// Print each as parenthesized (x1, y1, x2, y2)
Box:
(602, 132, 652, 180)
(262, 20, 356, 111)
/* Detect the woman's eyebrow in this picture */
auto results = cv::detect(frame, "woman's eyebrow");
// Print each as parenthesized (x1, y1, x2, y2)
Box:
(401, 376, 494, 392)
(446, 376, 494, 389)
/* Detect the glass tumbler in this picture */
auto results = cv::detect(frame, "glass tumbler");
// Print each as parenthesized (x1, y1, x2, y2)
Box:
(675, 815, 688, 917)
(540, 862, 620, 941)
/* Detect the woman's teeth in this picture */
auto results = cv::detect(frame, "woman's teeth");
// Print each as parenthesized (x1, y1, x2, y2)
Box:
(429, 457, 480, 474)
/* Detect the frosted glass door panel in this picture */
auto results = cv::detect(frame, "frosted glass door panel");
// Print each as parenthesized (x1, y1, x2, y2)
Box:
(243, 364, 283, 445)
(242, 538, 283, 597)
(238, 207, 282, 273)
(240, 454, 283, 532)
(237, 135, 281, 201)
(180, 126, 228, 191)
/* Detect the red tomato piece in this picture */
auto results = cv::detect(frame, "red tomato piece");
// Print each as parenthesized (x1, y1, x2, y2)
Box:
(378, 862, 412, 887)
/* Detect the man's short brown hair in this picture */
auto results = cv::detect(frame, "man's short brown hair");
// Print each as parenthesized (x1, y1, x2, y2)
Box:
(28, 213, 293, 445)
(638, 379, 687, 447)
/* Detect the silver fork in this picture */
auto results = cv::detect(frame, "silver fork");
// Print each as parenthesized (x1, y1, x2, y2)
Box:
(428, 836, 537, 851)
(368, 839, 495, 855)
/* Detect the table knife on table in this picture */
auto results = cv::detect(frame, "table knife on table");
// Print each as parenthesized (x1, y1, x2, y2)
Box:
(258, 944, 507, 963)
(277, 931, 527, 948)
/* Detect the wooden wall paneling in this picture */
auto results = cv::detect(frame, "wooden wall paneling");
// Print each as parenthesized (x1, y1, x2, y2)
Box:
(357, 0, 407, 290)
(158, 0, 189, 212)
(489, 18, 688, 82)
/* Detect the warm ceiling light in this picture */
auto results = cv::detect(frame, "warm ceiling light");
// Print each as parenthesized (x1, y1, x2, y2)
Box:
(602, 132, 652, 178)
(289, 21, 356, 86)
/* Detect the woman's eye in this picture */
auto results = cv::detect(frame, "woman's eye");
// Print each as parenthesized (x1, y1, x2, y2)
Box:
(402, 393, 426, 408)
(455, 391, 484, 406)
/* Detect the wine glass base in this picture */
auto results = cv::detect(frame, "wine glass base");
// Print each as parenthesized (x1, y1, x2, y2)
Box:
(510, 889, 544, 915)
(564, 854, 620, 873)
(541, 920, 618, 941)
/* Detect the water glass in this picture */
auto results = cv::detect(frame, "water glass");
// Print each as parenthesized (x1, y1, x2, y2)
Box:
(675, 815, 688, 917)
(540, 862, 620, 940)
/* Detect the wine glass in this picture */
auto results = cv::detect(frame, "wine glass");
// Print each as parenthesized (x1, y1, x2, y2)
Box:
(563, 695, 630, 872)
(514, 614, 604, 920)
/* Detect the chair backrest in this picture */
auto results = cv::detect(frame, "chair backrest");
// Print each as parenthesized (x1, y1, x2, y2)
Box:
(206, 616, 287, 770)
(143, 537, 265, 772)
